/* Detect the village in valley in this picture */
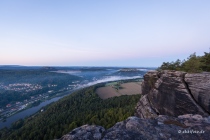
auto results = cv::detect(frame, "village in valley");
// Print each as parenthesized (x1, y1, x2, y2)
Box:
(0, 82, 75, 122)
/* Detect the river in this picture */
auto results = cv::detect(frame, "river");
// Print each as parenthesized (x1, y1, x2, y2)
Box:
(0, 93, 71, 129)
(0, 67, 151, 129)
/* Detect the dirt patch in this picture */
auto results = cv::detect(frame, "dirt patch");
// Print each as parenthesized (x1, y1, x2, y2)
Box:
(96, 82, 142, 99)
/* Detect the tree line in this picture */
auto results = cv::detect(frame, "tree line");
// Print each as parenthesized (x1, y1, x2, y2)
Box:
(158, 52, 210, 73)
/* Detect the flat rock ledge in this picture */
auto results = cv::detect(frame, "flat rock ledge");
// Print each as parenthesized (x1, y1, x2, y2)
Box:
(60, 115, 210, 140)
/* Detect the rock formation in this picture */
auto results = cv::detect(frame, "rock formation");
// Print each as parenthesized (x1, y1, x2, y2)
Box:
(60, 70, 210, 139)
(185, 73, 210, 114)
(60, 125, 105, 140)
(60, 114, 210, 140)
(135, 70, 210, 118)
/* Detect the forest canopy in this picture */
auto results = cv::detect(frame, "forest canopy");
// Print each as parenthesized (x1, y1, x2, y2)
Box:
(158, 52, 210, 73)
(0, 83, 140, 140)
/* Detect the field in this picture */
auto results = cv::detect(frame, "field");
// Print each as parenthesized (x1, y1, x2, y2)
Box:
(96, 82, 142, 99)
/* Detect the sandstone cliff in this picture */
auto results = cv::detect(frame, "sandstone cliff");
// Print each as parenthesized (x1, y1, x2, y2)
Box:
(60, 70, 210, 140)
(135, 70, 210, 119)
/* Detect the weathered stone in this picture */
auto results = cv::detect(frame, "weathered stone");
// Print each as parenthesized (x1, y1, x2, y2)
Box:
(136, 70, 209, 118)
(60, 115, 210, 140)
(60, 125, 105, 140)
(135, 95, 158, 119)
(141, 70, 159, 95)
(149, 70, 207, 116)
(185, 72, 210, 113)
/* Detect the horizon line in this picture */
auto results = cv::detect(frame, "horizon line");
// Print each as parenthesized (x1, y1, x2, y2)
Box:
(0, 65, 157, 68)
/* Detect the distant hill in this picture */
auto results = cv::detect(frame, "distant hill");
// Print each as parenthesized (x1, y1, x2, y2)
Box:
(119, 68, 139, 72)
(40, 66, 57, 71)
(0, 65, 41, 70)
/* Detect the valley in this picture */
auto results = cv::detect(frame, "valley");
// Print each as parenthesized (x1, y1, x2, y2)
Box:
(0, 66, 151, 128)
(0, 80, 141, 140)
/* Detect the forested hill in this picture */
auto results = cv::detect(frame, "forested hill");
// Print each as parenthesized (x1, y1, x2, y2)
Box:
(0, 83, 140, 140)
(158, 52, 210, 72)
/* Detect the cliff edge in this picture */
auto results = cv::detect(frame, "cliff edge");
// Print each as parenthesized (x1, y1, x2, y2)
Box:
(60, 70, 210, 140)
(135, 70, 210, 118)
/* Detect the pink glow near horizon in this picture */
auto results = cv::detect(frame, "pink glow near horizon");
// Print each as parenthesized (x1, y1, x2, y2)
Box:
(1, 0, 210, 67)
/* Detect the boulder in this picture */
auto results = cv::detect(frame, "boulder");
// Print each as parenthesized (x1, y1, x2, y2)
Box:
(60, 125, 105, 140)
(60, 115, 210, 140)
(103, 115, 210, 140)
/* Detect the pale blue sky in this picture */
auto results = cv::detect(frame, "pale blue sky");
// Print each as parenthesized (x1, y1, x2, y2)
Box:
(0, 0, 210, 67)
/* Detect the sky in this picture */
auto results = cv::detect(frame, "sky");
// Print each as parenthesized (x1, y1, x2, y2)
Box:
(0, 0, 210, 67)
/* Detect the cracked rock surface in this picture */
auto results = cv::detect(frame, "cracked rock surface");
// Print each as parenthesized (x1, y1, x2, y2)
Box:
(60, 125, 105, 140)
(135, 70, 210, 118)
(185, 73, 210, 113)
(60, 115, 210, 140)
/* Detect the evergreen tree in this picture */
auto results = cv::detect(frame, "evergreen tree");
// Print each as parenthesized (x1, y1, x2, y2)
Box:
(158, 52, 210, 72)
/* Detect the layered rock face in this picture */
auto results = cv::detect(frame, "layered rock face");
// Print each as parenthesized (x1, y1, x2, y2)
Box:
(135, 70, 210, 118)
(185, 73, 210, 114)
(60, 115, 210, 140)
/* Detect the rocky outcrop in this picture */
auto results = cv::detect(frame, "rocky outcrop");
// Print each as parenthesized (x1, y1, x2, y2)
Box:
(60, 114, 210, 140)
(135, 94, 158, 119)
(60, 70, 210, 139)
(60, 125, 105, 140)
(185, 73, 210, 114)
(135, 70, 210, 118)
(141, 70, 160, 96)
